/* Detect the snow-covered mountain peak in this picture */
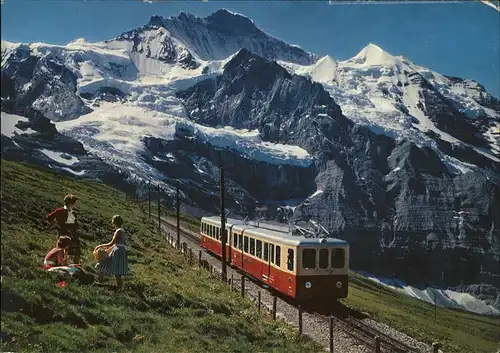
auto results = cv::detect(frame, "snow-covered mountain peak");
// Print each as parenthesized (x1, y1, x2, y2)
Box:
(277, 40, 499, 163)
(347, 43, 401, 68)
(105, 25, 200, 75)
(140, 10, 318, 65)
(1, 40, 22, 52)
(307, 55, 338, 84)
(157, 9, 257, 35)
(1, 40, 23, 66)
(67, 38, 88, 46)
(278, 55, 338, 86)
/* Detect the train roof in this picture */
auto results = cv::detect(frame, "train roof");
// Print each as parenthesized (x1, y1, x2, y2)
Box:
(201, 216, 348, 247)
(202, 216, 247, 227)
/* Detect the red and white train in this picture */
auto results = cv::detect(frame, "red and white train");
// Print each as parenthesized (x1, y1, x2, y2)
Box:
(200, 216, 349, 302)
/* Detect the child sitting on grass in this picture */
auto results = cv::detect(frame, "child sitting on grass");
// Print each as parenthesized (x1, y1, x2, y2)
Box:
(43, 236, 72, 270)
(43, 236, 94, 284)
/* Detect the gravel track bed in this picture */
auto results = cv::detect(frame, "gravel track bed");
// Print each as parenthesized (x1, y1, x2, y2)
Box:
(160, 218, 432, 353)
(361, 318, 432, 353)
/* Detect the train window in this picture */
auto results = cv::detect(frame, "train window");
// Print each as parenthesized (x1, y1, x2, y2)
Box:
(270, 244, 275, 264)
(275, 246, 281, 267)
(302, 249, 316, 269)
(233, 233, 238, 247)
(287, 249, 294, 271)
(244, 236, 249, 253)
(238, 234, 243, 250)
(256, 240, 262, 258)
(208, 225, 211, 237)
(319, 249, 329, 269)
(263, 242, 269, 261)
(331, 248, 345, 268)
(216, 227, 220, 240)
(250, 238, 255, 256)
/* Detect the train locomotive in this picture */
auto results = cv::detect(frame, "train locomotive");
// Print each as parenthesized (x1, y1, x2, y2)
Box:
(200, 216, 349, 302)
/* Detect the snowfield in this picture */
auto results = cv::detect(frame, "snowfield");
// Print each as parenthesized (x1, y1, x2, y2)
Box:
(2, 34, 315, 185)
(56, 101, 314, 181)
(1, 112, 37, 137)
(355, 270, 500, 316)
(61, 167, 86, 176)
(39, 149, 80, 166)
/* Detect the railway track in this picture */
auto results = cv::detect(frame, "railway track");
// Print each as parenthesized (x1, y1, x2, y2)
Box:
(320, 313, 419, 353)
(157, 216, 423, 353)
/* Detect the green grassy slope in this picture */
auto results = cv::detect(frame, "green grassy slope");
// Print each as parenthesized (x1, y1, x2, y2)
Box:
(344, 271, 500, 353)
(0, 160, 322, 353)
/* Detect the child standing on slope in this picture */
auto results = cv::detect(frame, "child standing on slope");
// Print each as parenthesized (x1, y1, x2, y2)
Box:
(95, 215, 129, 291)
(47, 194, 81, 264)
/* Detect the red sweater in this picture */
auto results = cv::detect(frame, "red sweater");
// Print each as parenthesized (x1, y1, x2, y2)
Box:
(47, 207, 77, 236)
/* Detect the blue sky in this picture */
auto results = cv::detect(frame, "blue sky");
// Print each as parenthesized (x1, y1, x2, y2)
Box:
(1, 1, 498, 97)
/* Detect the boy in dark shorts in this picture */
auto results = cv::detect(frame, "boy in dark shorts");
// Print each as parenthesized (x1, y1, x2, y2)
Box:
(47, 194, 81, 263)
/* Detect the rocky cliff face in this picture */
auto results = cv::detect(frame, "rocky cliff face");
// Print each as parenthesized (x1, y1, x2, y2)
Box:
(154, 9, 317, 64)
(406, 71, 489, 147)
(1, 49, 128, 189)
(176, 48, 348, 153)
(1, 44, 91, 122)
(108, 26, 200, 70)
(143, 131, 316, 212)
